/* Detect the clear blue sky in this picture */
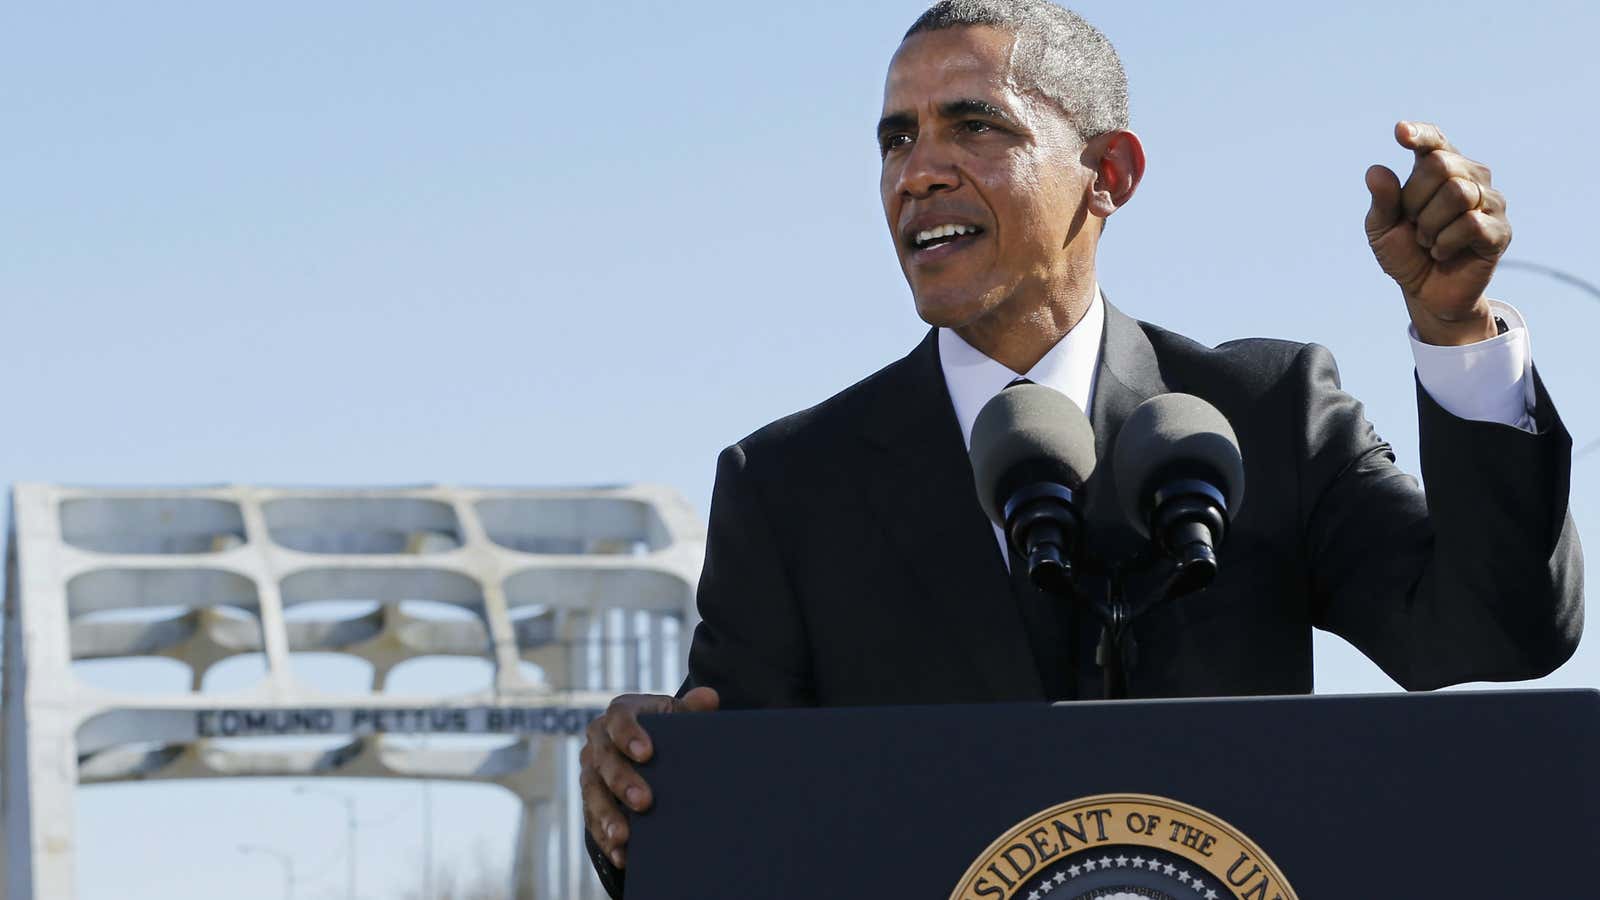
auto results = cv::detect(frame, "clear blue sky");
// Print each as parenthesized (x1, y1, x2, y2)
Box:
(3, 2, 1597, 897)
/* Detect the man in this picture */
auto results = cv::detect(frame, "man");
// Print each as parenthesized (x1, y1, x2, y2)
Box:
(579, 0, 1584, 892)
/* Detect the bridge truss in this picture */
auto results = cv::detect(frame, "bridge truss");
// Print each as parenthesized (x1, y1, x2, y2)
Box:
(2, 483, 703, 899)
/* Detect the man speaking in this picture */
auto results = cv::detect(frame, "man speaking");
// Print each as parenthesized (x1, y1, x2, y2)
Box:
(579, 0, 1584, 890)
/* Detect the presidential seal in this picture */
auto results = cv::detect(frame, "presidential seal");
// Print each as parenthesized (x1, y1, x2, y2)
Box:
(950, 794, 1297, 900)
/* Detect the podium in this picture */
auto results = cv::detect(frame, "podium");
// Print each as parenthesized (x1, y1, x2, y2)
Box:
(626, 690, 1600, 897)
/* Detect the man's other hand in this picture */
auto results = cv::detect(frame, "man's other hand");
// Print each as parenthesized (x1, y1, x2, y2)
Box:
(1365, 120, 1510, 346)
(580, 686, 720, 869)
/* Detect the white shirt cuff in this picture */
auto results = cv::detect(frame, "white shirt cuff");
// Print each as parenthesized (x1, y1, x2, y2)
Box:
(1408, 300, 1536, 432)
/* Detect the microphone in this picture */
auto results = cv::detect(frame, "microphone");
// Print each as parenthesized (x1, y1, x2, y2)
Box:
(1112, 393, 1244, 594)
(969, 382, 1097, 593)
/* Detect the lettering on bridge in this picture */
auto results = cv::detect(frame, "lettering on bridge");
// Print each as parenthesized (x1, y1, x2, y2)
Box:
(191, 706, 606, 739)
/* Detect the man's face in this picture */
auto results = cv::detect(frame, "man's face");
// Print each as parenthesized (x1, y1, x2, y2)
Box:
(879, 26, 1093, 330)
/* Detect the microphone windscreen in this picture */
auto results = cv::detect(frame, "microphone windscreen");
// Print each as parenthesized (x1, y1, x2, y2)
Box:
(969, 383, 1097, 526)
(1112, 393, 1244, 536)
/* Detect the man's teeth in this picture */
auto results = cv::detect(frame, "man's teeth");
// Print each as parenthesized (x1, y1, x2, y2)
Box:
(914, 224, 980, 247)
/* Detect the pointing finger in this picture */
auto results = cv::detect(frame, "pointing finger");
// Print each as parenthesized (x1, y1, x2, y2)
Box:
(1396, 120, 1456, 155)
(1400, 150, 1488, 224)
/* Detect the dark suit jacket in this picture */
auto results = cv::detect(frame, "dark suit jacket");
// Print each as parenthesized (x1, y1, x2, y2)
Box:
(590, 302, 1584, 894)
(687, 301, 1582, 704)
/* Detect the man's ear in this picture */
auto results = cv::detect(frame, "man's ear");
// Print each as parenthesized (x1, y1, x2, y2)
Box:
(1084, 129, 1145, 221)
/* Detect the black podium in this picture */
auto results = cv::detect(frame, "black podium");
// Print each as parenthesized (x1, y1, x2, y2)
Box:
(626, 690, 1600, 897)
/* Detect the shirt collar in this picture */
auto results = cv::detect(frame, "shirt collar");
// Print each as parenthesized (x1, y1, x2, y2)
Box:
(937, 286, 1105, 449)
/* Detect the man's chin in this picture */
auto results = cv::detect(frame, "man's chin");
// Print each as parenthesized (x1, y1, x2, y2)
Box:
(912, 291, 991, 330)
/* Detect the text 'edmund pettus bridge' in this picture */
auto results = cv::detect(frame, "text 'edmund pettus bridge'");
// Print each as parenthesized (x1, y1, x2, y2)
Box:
(76, 705, 607, 755)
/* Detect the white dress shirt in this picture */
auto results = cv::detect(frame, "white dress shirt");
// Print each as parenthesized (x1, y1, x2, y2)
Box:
(938, 288, 1537, 563)
(1410, 300, 1536, 432)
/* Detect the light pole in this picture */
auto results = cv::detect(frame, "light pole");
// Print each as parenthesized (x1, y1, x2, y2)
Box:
(421, 735, 435, 900)
(238, 843, 295, 900)
(294, 783, 357, 900)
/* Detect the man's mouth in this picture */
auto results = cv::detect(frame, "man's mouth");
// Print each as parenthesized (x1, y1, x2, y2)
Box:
(909, 223, 985, 259)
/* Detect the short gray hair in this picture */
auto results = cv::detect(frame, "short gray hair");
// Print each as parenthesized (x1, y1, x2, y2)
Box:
(904, 0, 1128, 141)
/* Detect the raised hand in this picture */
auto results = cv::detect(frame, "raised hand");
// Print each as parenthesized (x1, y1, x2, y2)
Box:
(1364, 120, 1510, 346)
(580, 686, 720, 870)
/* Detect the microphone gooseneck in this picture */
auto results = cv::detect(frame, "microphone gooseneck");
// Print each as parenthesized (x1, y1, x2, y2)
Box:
(969, 382, 1097, 593)
(1112, 393, 1245, 596)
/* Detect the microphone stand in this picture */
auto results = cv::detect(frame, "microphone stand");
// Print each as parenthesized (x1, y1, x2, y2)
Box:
(1097, 568, 1132, 700)
(1036, 552, 1208, 701)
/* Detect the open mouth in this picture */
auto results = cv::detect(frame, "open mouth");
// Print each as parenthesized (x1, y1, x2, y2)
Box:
(910, 223, 985, 256)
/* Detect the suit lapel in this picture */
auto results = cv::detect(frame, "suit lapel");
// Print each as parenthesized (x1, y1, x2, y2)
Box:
(858, 330, 1044, 700)
(1085, 300, 1170, 562)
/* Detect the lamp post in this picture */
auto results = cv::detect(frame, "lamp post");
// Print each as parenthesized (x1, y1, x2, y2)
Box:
(238, 844, 295, 900)
(294, 784, 357, 900)
(420, 774, 435, 900)
(421, 735, 435, 900)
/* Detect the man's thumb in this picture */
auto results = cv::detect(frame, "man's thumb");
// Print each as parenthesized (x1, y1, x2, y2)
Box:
(1364, 164, 1403, 239)
(676, 686, 720, 713)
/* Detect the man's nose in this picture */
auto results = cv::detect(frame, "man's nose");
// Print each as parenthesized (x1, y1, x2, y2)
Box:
(894, 137, 959, 198)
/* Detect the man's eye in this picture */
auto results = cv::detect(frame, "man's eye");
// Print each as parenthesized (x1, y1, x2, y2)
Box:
(880, 134, 912, 154)
(961, 120, 994, 134)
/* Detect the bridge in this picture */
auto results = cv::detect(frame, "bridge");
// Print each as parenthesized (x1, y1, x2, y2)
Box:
(2, 483, 704, 898)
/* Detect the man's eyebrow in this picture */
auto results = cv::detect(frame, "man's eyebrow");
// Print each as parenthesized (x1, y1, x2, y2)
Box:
(940, 98, 1021, 128)
(876, 99, 1021, 142)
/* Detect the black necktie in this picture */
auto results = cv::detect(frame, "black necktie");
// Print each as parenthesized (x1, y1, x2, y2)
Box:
(1009, 538, 1078, 700)
(1000, 377, 1078, 700)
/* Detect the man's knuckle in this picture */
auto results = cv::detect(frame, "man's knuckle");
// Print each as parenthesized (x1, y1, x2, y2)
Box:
(612, 693, 650, 712)
(1477, 212, 1505, 241)
(1441, 155, 1476, 178)
(604, 715, 635, 745)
